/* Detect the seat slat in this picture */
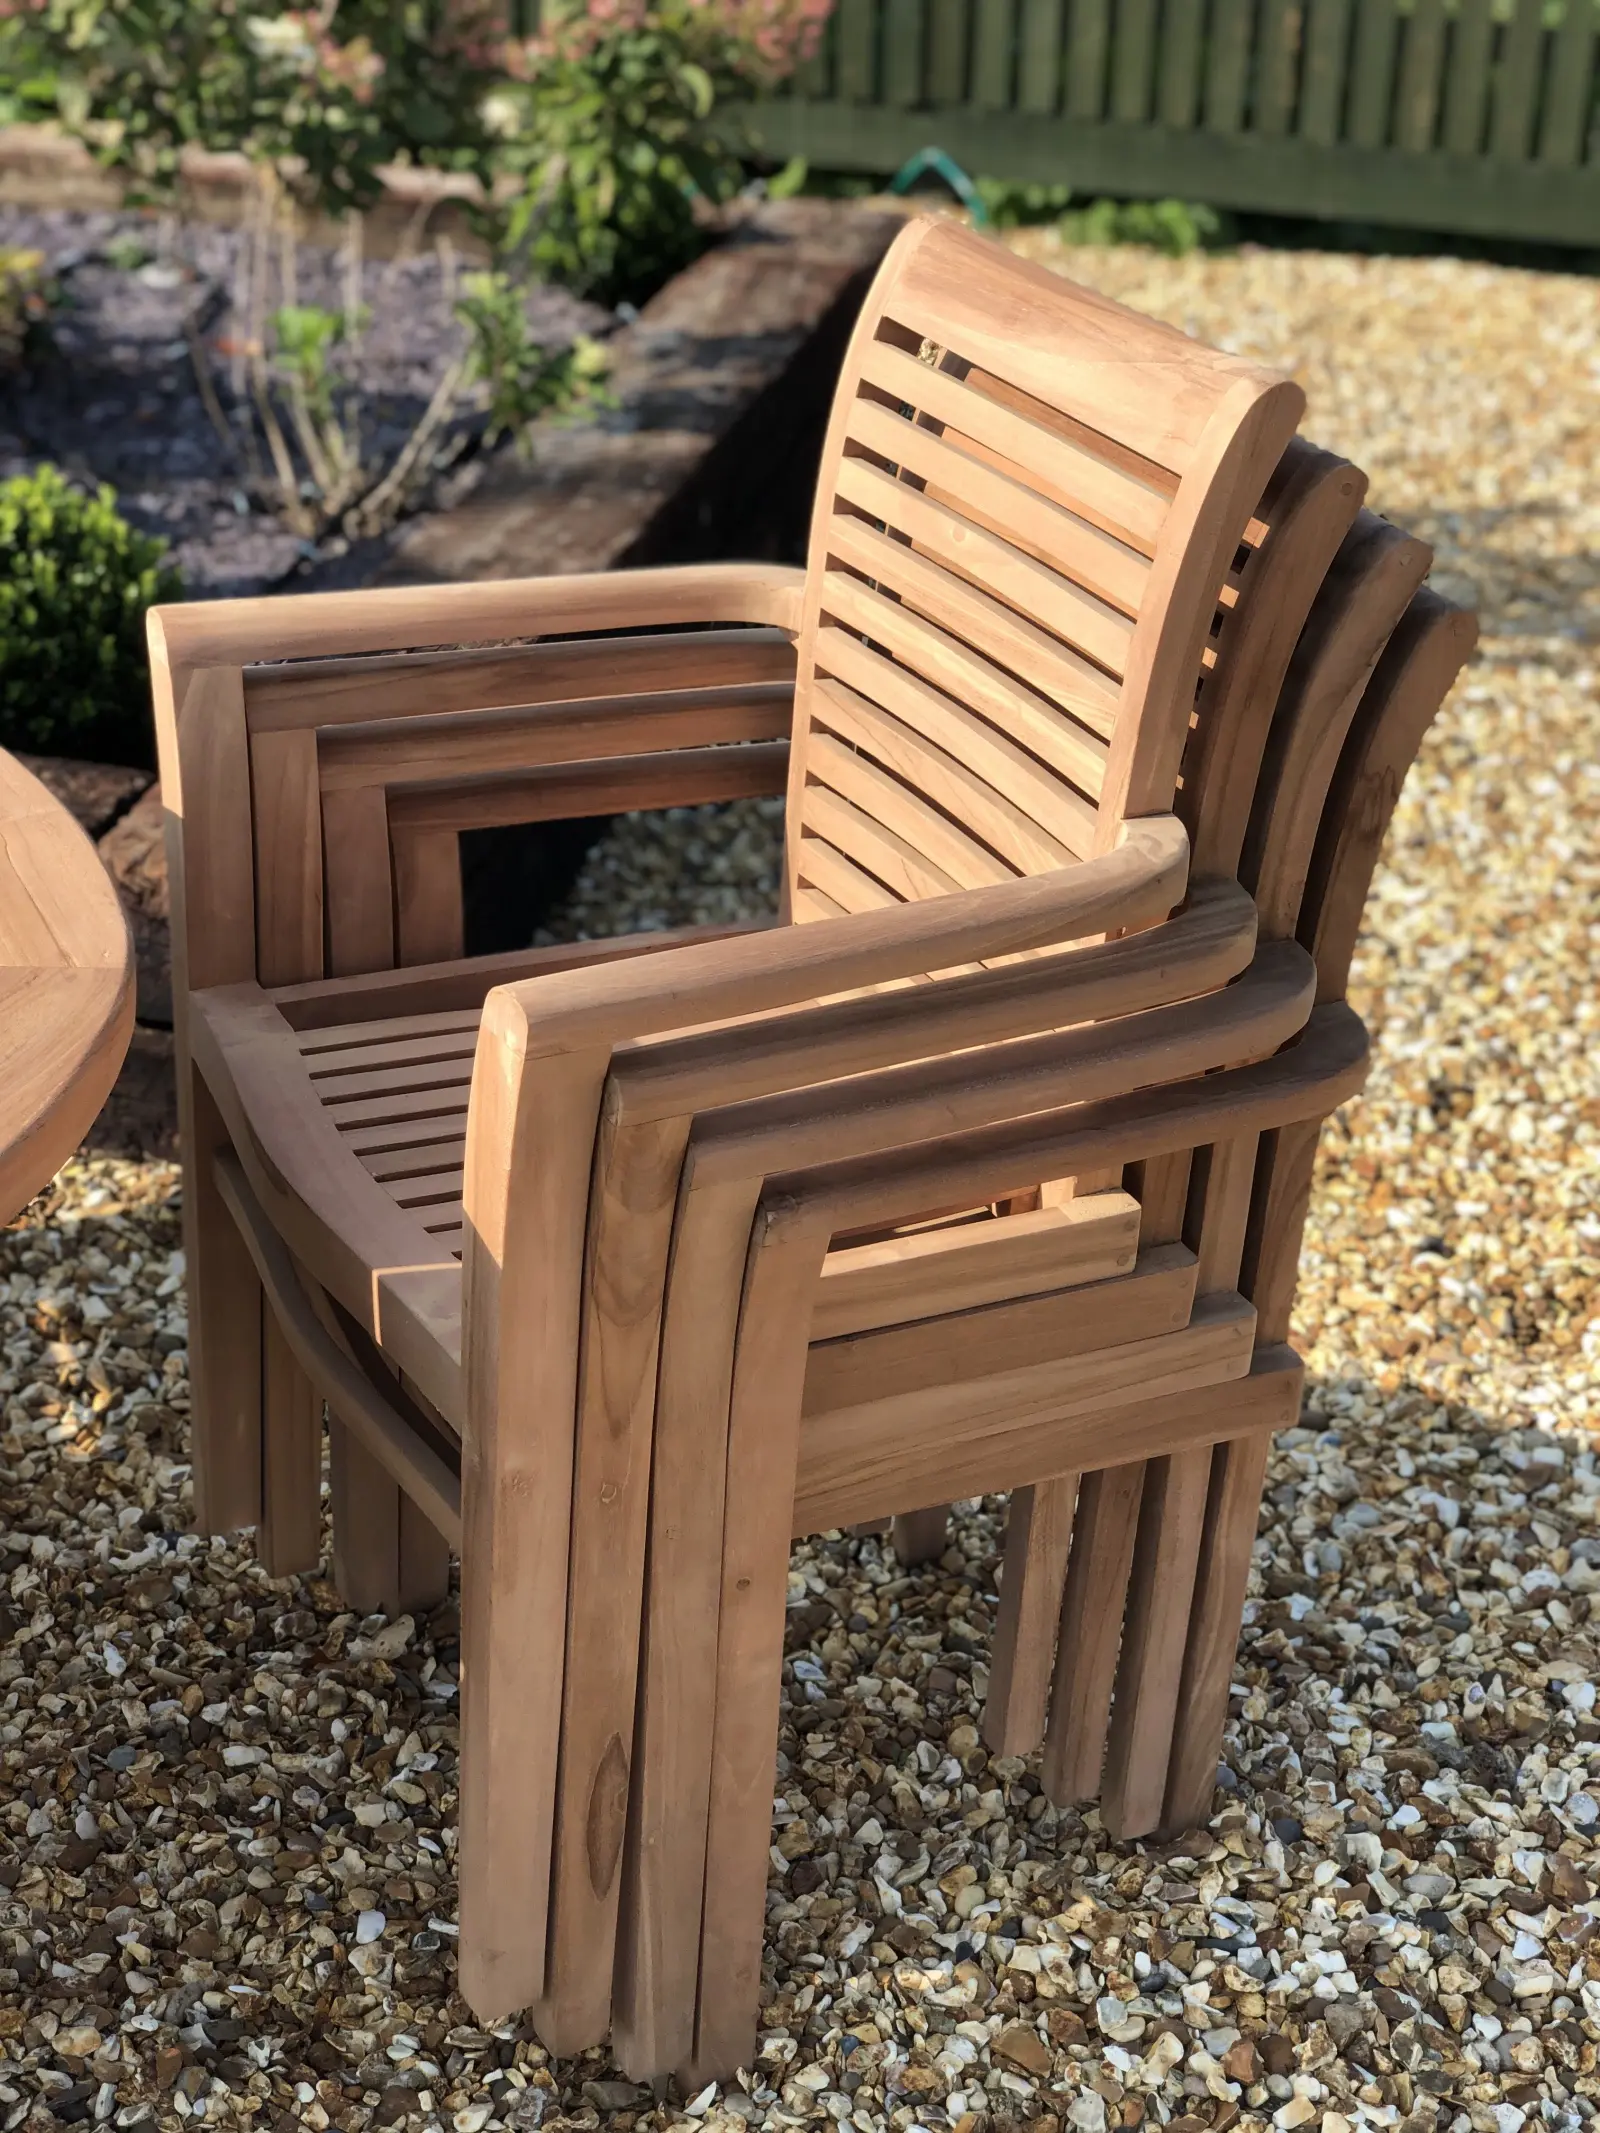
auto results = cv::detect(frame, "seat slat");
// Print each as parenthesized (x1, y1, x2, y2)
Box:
(817, 575, 1104, 836)
(834, 455, 1138, 678)
(315, 1085, 473, 1132)
(299, 1010, 481, 1058)
(814, 628, 1095, 860)
(341, 1111, 471, 1158)
(359, 1136, 469, 1185)
(316, 1056, 478, 1106)
(847, 397, 1152, 617)
(827, 513, 1123, 742)
(858, 339, 1171, 557)
(390, 1169, 466, 1210)
(805, 731, 1014, 892)
(307, 1031, 478, 1079)
(801, 783, 964, 904)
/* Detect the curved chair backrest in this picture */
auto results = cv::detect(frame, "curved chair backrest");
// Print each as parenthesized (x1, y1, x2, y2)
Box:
(784, 215, 1306, 920)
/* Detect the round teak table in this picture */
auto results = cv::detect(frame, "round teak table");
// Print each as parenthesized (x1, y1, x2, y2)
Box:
(0, 748, 137, 1222)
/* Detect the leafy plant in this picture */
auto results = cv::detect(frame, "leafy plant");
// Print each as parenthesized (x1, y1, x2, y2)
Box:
(454, 270, 611, 451)
(973, 177, 1076, 228)
(1057, 196, 1228, 255)
(0, 0, 503, 214)
(493, 0, 834, 304)
(0, 247, 53, 370)
(0, 466, 182, 766)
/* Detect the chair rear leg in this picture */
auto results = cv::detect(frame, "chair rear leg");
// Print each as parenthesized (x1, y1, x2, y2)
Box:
(185, 1072, 265, 1538)
(258, 1314, 324, 1579)
(330, 1411, 453, 1617)
(1099, 1445, 1212, 1837)
(1041, 1462, 1144, 1803)
(1163, 1431, 1273, 1831)
(330, 1415, 399, 1612)
(891, 1506, 949, 1565)
(983, 1476, 1077, 1754)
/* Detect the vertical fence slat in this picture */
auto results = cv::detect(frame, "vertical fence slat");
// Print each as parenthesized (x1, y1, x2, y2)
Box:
(927, 0, 972, 99)
(835, 0, 880, 99)
(884, 0, 928, 102)
(1346, 0, 1398, 146)
(1204, 0, 1256, 130)
(1065, 0, 1114, 115)
(973, 0, 1018, 105)
(1491, 0, 1548, 161)
(1394, 0, 1448, 152)
(1158, 0, 1209, 127)
(1538, 0, 1598, 164)
(1441, 0, 1496, 156)
(1110, 0, 1160, 117)
(1298, 0, 1352, 143)
(1254, 0, 1305, 133)
(1019, 0, 1069, 111)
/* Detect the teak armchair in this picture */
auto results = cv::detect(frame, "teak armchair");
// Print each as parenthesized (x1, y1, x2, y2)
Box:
(146, 216, 1475, 2079)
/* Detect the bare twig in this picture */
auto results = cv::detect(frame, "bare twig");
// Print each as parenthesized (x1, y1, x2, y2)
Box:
(345, 350, 469, 538)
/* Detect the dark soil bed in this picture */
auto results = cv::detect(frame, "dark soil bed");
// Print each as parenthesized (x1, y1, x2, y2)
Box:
(0, 204, 609, 598)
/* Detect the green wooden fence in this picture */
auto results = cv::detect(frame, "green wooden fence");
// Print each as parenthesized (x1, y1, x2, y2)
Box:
(730, 0, 1600, 244)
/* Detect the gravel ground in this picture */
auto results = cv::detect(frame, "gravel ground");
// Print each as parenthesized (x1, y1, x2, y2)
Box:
(2, 240, 1598, 2133)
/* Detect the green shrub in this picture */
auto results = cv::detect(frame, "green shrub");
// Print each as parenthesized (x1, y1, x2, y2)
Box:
(0, 467, 182, 767)
(1056, 196, 1228, 255)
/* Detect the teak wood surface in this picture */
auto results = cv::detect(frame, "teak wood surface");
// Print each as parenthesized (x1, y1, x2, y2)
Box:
(0, 748, 135, 1225)
(146, 214, 1478, 2081)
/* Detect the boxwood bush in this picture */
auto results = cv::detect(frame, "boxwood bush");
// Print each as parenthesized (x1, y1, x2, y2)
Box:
(0, 466, 181, 767)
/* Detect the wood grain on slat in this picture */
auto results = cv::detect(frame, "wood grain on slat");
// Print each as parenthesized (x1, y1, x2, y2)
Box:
(244, 624, 797, 733)
(804, 1243, 1197, 1415)
(806, 730, 1013, 890)
(321, 784, 396, 977)
(834, 453, 1137, 675)
(816, 578, 1104, 837)
(826, 512, 1124, 742)
(341, 1113, 470, 1160)
(249, 727, 324, 987)
(317, 684, 794, 789)
(813, 624, 1097, 855)
(384, 741, 790, 835)
(802, 782, 963, 902)
(308, 1028, 477, 1081)
(393, 829, 465, 967)
(814, 1191, 1141, 1337)
(857, 338, 1171, 556)
(849, 397, 1152, 615)
(812, 675, 1074, 876)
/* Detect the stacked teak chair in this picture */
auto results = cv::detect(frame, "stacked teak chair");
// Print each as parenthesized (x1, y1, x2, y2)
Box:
(148, 218, 1475, 2082)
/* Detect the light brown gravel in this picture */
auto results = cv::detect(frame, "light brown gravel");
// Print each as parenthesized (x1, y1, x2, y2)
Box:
(2, 238, 1597, 2133)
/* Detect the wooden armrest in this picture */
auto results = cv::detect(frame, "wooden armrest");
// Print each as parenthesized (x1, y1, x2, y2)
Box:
(481, 814, 1192, 1063)
(147, 562, 806, 671)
